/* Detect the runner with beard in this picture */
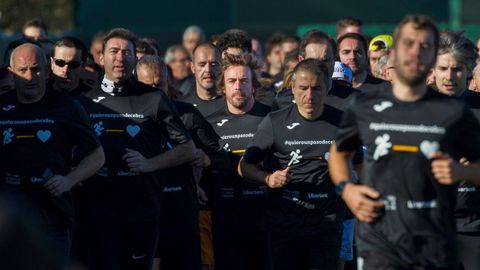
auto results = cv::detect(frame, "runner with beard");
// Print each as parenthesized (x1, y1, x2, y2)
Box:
(177, 43, 225, 117)
(136, 54, 228, 270)
(206, 54, 271, 270)
(329, 15, 480, 270)
(432, 30, 480, 270)
(240, 59, 362, 270)
(76, 28, 195, 270)
(337, 32, 391, 93)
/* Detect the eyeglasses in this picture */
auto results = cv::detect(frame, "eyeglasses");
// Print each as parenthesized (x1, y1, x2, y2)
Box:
(53, 59, 81, 69)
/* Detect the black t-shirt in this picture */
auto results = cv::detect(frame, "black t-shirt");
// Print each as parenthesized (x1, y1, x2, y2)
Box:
(456, 90, 480, 232)
(176, 89, 226, 118)
(78, 80, 191, 221)
(244, 104, 350, 234)
(206, 102, 271, 230)
(325, 81, 360, 112)
(335, 87, 480, 267)
(47, 79, 93, 99)
(272, 88, 295, 111)
(160, 100, 225, 236)
(0, 89, 100, 227)
(356, 74, 391, 93)
(172, 74, 196, 97)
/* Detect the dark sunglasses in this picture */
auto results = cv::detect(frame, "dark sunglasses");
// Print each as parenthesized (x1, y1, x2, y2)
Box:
(53, 59, 82, 69)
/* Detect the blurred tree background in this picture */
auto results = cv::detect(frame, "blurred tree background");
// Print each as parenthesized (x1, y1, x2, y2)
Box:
(0, 0, 74, 34)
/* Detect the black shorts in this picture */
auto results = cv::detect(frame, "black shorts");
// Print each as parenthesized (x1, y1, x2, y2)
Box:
(83, 218, 159, 270)
(359, 252, 456, 270)
(212, 227, 271, 270)
(458, 232, 480, 270)
(156, 234, 201, 270)
(268, 221, 342, 270)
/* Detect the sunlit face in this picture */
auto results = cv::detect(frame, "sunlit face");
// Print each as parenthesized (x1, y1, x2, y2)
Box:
(391, 22, 436, 86)
(191, 46, 220, 91)
(433, 53, 468, 96)
(338, 38, 367, 75)
(8, 45, 47, 103)
(223, 65, 255, 111)
(291, 70, 327, 119)
(101, 37, 136, 83)
(51, 46, 82, 91)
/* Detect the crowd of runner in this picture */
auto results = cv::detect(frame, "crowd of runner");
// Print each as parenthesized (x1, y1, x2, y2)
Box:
(0, 14, 479, 270)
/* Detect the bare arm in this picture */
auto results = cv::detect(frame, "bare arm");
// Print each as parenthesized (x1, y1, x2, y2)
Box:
(45, 146, 105, 196)
(329, 143, 384, 223)
(123, 140, 196, 173)
(239, 157, 290, 188)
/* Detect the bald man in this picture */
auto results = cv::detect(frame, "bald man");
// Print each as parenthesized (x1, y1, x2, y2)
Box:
(1, 44, 104, 255)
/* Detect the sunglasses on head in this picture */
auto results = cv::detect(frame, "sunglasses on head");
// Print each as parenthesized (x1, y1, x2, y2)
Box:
(53, 59, 81, 69)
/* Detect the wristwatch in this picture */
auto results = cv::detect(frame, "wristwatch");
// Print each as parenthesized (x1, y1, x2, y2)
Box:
(335, 179, 354, 196)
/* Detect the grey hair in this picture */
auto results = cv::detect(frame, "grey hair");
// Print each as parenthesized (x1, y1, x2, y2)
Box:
(183, 25, 206, 42)
(438, 30, 478, 72)
(10, 43, 47, 67)
(136, 54, 168, 76)
(164, 45, 189, 64)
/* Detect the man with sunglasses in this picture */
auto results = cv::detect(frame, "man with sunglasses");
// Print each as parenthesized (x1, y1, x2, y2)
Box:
(50, 37, 92, 96)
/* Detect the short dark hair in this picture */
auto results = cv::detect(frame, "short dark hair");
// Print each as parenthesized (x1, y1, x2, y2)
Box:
(299, 30, 336, 58)
(265, 33, 285, 55)
(53, 36, 88, 62)
(337, 32, 368, 56)
(22, 18, 48, 36)
(135, 38, 157, 56)
(291, 58, 330, 89)
(284, 48, 299, 65)
(217, 53, 261, 93)
(216, 29, 252, 53)
(393, 15, 439, 52)
(336, 17, 363, 38)
(102, 28, 138, 53)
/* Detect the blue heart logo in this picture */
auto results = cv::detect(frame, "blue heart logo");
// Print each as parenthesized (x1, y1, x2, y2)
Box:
(37, 130, 51, 142)
(126, 125, 140, 137)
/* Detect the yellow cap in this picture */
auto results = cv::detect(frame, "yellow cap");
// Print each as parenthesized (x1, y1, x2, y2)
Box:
(369, 34, 393, 51)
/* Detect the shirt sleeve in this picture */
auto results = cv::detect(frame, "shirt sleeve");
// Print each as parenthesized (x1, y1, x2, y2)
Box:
(243, 115, 274, 164)
(335, 98, 362, 152)
(191, 106, 225, 153)
(454, 106, 480, 162)
(156, 92, 191, 145)
(68, 100, 101, 154)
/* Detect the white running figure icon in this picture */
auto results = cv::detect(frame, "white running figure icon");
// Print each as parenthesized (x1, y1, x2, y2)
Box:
(288, 149, 303, 166)
(373, 133, 392, 160)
